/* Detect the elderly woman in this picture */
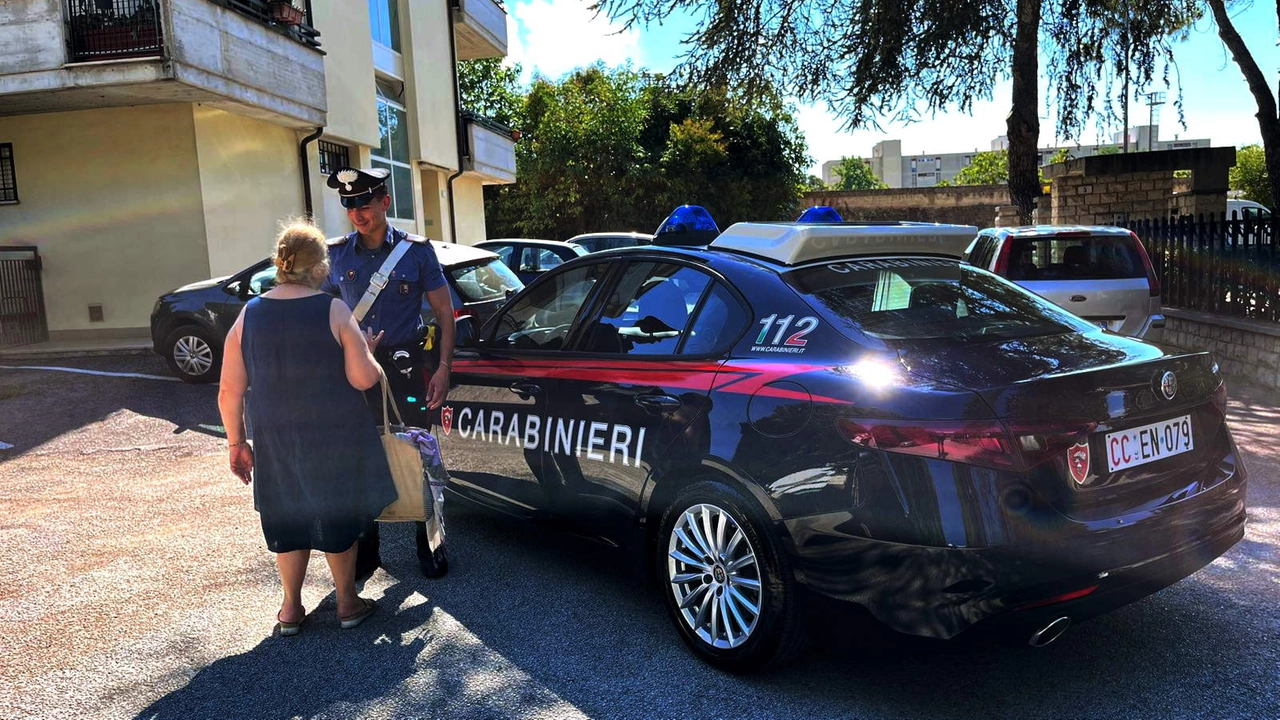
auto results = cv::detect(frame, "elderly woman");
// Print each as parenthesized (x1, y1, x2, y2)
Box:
(217, 222, 397, 634)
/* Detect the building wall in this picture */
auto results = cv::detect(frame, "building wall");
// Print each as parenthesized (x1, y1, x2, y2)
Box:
(452, 175, 488, 245)
(192, 105, 305, 275)
(801, 186, 1011, 228)
(0, 0, 63, 75)
(313, 0, 380, 148)
(402, 0, 460, 172)
(0, 105, 208, 334)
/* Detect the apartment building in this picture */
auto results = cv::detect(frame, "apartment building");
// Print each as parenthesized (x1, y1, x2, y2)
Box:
(0, 0, 515, 346)
(822, 125, 1211, 189)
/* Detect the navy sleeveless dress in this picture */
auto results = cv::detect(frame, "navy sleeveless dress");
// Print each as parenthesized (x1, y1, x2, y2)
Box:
(241, 294, 398, 553)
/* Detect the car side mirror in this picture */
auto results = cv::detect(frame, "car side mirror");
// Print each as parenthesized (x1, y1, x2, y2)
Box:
(455, 315, 478, 349)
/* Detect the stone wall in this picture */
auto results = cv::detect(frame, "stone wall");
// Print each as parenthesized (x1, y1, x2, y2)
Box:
(1050, 171, 1179, 225)
(1162, 308, 1280, 389)
(801, 185, 1012, 228)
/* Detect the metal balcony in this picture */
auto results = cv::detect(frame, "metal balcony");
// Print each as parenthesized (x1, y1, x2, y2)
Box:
(65, 0, 165, 63)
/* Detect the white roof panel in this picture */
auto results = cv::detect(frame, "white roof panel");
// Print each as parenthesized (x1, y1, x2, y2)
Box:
(710, 222, 980, 266)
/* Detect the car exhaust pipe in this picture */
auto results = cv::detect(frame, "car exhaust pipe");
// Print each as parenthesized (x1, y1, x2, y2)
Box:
(1027, 617, 1071, 648)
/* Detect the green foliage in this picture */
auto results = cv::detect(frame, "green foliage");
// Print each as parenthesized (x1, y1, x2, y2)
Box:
(1095, 145, 1122, 155)
(831, 156, 886, 190)
(952, 150, 1010, 186)
(1049, 147, 1073, 164)
(482, 64, 810, 239)
(800, 174, 828, 192)
(1230, 144, 1270, 205)
(457, 59, 523, 127)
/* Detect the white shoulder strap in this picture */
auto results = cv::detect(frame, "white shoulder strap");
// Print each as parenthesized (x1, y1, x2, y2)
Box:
(352, 234, 415, 323)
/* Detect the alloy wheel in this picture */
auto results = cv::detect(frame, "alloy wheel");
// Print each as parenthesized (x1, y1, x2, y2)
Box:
(667, 503, 762, 649)
(173, 335, 213, 377)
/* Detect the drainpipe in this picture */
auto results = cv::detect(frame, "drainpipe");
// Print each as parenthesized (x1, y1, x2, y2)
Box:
(299, 126, 325, 219)
(446, 0, 467, 244)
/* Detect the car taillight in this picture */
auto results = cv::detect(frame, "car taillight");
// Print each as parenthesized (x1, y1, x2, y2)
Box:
(992, 240, 1015, 276)
(836, 418, 1096, 472)
(1131, 231, 1161, 298)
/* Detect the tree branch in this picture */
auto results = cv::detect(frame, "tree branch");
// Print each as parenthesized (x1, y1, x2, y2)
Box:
(1207, 0, 1278, 123)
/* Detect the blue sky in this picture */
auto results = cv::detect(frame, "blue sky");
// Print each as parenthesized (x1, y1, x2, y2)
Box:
(503, 1, 1280, 176)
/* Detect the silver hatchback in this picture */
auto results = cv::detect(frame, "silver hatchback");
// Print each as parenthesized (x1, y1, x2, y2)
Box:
(964, 226, 1165, 341)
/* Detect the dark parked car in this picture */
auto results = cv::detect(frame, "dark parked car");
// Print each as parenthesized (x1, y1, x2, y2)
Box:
(566, 231, 654, 253)
(475, 238, 588, 285)
(151, 241, 521, 383)
(438, 219, 1245, 671)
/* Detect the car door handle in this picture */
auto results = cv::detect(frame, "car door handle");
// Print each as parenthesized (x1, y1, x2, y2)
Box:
(634, 394, 681, 412)
(1070, 295, 1087, 302)
(509, 380, 542, 396)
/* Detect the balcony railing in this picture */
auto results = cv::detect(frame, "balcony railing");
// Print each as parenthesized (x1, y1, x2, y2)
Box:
(206, 0, 322, 51)
(65, 0, 165, 63)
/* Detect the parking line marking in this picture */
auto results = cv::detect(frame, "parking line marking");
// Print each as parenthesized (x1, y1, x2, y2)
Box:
(0, 365, 183, 382)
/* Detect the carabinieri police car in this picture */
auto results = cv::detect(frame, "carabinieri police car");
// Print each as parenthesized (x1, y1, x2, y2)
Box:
(437, 209, 1247, 671)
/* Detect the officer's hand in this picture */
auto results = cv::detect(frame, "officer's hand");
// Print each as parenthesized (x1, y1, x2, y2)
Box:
(427, 367, 450, 410)
(363, 328, 384, 353)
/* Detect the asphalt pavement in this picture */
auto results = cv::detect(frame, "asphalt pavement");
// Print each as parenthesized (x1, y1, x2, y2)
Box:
(0, 356, 1276, 720)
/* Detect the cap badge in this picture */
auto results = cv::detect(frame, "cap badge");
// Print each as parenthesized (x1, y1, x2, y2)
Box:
(336, 169, 359, 192)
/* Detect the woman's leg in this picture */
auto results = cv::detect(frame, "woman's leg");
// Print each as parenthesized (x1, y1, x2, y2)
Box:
(324, 543, 363, 617)
(276, 550, 309, 623)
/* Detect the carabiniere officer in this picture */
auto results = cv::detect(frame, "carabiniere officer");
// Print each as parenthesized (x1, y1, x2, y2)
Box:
(323, 166, 454, 579)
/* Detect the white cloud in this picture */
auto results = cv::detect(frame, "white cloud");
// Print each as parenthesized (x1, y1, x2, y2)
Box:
(505, 0, 643, 83)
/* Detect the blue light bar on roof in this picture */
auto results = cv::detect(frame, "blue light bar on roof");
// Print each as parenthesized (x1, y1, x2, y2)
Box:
(653, 205, 720, 246)
(797, 206, 844, 223)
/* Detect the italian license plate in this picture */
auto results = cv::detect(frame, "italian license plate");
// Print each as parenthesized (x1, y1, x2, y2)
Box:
(1104, 414, 1194, 472)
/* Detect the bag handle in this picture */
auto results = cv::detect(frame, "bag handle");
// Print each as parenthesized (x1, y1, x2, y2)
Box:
(378, 368, 407, 432)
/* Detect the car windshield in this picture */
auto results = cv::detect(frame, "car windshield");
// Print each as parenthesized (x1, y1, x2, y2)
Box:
(786, 257, 1090, 344)
(449, 258, 523, 303)
(1006, 234, 1145, 282)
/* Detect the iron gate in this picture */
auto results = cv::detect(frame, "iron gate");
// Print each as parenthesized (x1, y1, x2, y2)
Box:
(0, 247, 49, 348)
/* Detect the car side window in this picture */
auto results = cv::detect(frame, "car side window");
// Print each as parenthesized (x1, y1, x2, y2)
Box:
(578, 262, 711, 356)
(971, 236, 996, 269)
(531, 248, 565, 272)
(681, 282, 748, 355)
(489, 262, 609, 350)
(489, 244, 517, 269)
(248, 266, 278, 295)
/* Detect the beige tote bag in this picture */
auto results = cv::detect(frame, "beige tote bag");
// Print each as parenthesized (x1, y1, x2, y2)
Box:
(375, 371, 427, 523)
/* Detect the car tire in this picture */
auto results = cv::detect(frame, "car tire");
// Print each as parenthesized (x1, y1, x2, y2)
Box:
(163, 325, 221, 384)
(657, 480, 807, 672)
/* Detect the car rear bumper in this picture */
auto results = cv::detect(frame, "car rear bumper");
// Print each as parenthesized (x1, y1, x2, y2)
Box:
(783, 444, 1246, 640)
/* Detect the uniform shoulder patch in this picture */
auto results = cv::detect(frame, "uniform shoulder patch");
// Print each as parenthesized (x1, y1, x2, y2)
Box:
(325, 235, 350, 247)
(401, 233, 430, 244)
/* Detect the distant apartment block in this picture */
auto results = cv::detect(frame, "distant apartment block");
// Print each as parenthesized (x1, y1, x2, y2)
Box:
(821, 125, 1211, 188)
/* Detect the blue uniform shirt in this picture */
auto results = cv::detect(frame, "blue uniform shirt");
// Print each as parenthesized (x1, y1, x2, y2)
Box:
(325, 226, 446, 349)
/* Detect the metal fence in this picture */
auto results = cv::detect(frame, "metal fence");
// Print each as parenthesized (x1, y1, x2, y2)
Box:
(0, 248, 49, 349)
(65, 0, 164, 63)
(1126, 214, 1280, 323)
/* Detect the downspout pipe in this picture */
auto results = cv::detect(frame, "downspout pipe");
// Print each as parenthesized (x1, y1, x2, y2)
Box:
(446, 0, 467, 244)
(299, 126, 325, 219)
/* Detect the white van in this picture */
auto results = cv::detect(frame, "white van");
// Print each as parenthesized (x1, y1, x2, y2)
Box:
(1227, 198, 1271, 221)
(1226, 199, 1272, 244)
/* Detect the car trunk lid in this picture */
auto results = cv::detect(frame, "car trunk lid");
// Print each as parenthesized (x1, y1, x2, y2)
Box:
(897, 331, 1226, 518)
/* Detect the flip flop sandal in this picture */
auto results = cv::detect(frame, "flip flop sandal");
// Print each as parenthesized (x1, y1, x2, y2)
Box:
(339, 598, 376, 629)
(277, 610, 306, 637)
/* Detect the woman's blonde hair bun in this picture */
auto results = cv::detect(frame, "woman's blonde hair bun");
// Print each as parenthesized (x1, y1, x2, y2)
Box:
(273, 220, 328, 286)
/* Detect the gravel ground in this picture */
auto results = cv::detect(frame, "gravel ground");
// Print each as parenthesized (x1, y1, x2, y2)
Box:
(0, 357, 1275, 720)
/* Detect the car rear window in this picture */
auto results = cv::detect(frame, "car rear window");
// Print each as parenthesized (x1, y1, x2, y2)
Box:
(1005, 234, 1144, 282)
(786, 258, 1090, 344)
(449, 258, 522, 304)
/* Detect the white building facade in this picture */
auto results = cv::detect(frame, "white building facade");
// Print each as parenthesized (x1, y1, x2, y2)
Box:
(0, 0, 515, 345)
